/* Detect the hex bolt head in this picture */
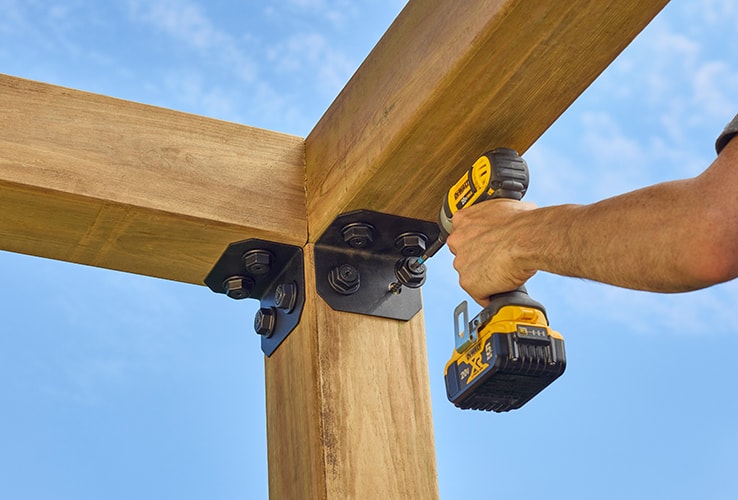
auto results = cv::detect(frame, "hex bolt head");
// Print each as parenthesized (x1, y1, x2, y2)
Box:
(222, 275, 254, 300)
(394, 232, 427, 257)
(328, 264, 361, 295)
(243, 249, 273, 275)
(254, 307, 277, 337)
(341, 223, 375, 249)
(274, 282, 297, 312)
(394, 257, 426, 288)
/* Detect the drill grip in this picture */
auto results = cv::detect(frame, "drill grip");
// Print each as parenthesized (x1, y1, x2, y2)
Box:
(480, 149, 531, 308)
(485, 147, 529, 202)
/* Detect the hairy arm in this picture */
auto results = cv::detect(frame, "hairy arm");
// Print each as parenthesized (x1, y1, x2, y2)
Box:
(446, 138, 738, 306)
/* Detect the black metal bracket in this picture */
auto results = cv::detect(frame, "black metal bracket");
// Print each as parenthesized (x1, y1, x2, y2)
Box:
(315, 210, 440, 320)
(204, 238, 305, 357)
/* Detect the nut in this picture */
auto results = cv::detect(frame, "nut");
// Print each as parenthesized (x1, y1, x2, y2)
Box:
(222, 275, 254, 300)
(254, 307, 277, 337)
(274, 282, 297, 312)
(394, 232, 427, 257)
(394, 257, 426, 288)
(328, 264, 361, 295)
(341, 223, 374, 249)
(243, 249, 273, 275)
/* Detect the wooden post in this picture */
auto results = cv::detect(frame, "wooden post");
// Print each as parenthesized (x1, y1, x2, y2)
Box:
(265, 245, 438, 499)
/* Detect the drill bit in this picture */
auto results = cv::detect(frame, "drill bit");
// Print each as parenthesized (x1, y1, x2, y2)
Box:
(409, 236, 446, 271)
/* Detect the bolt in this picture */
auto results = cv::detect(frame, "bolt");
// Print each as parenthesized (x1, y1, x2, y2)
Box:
(274, 282, 297, 312)
(254, 307, 277, 337)
(341, 222, 375, 249)
(222, 275, 254, 300)
(394, 232, 427, 257)
(328, 264, 361, 295)
(243, 249, 273, 275)
(394, 256, 426, 289)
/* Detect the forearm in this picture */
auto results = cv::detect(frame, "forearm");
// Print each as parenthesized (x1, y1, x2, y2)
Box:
(524, 180, 714, 292)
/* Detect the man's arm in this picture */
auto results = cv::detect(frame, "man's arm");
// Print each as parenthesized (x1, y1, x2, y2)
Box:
(447, 136, 738, 306)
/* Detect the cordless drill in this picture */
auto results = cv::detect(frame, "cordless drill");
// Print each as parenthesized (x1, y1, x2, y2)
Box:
(392, 148, 566, 412)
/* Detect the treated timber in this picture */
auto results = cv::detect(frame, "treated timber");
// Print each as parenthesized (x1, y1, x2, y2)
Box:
(0, 0, 672, 497)
(306, 0, 669, 238)
(265, 244, 438, 499)
(0, 74, 306, 284)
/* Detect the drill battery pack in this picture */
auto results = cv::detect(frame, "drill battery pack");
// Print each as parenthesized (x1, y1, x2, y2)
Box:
(444, 291, 566, 412)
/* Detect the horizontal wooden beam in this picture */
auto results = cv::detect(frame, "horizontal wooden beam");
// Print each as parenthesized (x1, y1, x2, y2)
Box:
(305, 0, 669, 238)
(0, 75, 306, 284)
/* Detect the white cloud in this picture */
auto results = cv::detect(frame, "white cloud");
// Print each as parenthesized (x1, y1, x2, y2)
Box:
(688, 0, 738, 26)
(269, 31, 357, 98)
(278, 0, 360, 28)
(692, 61, 738, 119)
(557, 276, 738, 337)
(127, 0, 257, 83)
(593, 3, 738, 139)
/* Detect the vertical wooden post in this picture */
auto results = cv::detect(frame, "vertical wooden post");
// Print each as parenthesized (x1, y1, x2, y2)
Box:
(265, 244, 439, 499)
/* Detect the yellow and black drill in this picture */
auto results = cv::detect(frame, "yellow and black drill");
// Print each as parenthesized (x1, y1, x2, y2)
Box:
(391, 148, 566, 412)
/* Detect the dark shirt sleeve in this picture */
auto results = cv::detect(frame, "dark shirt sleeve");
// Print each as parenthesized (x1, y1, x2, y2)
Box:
(716, 114, 738, 154)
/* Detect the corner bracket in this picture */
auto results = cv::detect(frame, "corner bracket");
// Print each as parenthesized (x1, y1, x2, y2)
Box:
(314, 210, 440, 320)
(204, 238, 305, 356)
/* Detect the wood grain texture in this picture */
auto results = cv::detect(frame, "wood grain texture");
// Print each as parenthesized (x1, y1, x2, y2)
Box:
(305, 0, 669, 239)
(0, 74, 306, 284)
(265, 244, 438, 499)
(0, 1, 669, 496)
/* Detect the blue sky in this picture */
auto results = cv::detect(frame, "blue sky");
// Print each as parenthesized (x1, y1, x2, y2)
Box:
(1, 1, 738, 499)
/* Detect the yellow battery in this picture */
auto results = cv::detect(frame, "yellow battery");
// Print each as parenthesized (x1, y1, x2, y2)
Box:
(444, 291, 566, 412)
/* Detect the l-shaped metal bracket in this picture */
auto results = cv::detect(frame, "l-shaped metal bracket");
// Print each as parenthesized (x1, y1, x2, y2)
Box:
(314, 209, 440, 321)
(204, 238, 305, 356)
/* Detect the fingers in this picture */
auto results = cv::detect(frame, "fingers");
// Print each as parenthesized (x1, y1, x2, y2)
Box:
(447, 199, 538, 302)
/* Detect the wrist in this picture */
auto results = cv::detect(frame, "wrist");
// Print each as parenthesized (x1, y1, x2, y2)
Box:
(515, 204, 582, 279)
